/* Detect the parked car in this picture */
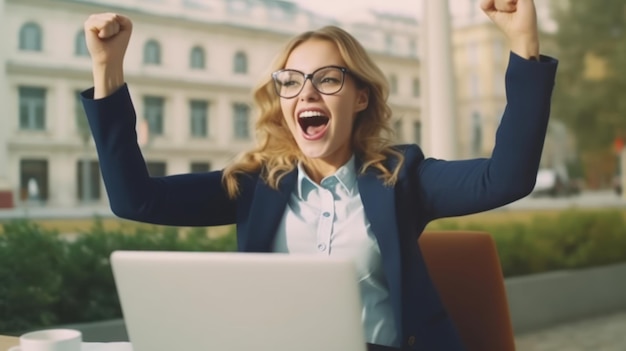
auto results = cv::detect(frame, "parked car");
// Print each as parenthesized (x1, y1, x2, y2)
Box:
(531, 168, 580, 197)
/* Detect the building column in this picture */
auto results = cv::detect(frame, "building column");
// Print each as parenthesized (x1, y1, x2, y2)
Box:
(0, 0, 14, 208)
(422, 0, 458, 160)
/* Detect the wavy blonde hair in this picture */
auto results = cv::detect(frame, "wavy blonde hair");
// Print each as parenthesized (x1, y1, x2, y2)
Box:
(222, 25, 404, 198)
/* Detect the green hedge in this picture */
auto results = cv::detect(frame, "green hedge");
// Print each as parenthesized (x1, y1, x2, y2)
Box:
(429, 209, 626, 277)
(0, 219, 236, 334)
(1, 209, 625, 333)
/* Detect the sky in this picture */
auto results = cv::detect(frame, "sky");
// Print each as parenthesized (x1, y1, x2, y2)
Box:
(289, 1, 557, 33)
(289, 0, 422, 21)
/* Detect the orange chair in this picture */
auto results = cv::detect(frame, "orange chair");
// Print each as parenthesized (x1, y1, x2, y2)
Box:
(419, 231, 516, 351)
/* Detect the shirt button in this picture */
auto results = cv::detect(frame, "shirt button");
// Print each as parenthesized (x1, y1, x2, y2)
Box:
(322, 212, 331, 218)
(407, 335, 416, 346)
(317, 243, 327, 252)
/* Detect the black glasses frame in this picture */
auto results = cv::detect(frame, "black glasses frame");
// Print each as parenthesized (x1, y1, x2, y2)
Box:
(271, 65, 349, 99)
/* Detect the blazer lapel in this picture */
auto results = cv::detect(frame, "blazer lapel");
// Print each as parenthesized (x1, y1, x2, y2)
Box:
(357, 167, 403, 332)
(242, 170, 297, 252)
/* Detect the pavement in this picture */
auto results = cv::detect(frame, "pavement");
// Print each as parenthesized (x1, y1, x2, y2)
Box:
(514, 311, 626, 351)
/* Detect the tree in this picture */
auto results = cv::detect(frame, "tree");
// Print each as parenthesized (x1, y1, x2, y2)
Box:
(553, 0, 626, 151)
(548, 0, 626, 186)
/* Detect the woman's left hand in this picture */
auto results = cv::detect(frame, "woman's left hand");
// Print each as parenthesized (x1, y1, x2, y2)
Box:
(481, 0, 539, 59)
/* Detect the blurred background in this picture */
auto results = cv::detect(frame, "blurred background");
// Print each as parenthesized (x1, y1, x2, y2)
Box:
(0, 0, 625, 350)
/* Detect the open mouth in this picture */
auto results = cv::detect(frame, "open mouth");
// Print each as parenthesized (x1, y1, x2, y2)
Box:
(298, 110, 330, 136)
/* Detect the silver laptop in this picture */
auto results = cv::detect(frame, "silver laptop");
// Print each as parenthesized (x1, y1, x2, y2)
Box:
(110, 250, 366, 351)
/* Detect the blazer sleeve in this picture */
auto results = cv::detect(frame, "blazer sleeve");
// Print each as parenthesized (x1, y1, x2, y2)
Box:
(417, 52, 558, 220)
(81, 84, 237, 226)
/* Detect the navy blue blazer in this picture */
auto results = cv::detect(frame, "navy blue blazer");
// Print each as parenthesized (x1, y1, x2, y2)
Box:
(82, 52, 557, 350)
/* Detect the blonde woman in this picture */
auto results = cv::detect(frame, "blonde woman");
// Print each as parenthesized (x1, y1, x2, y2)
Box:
(81, 0, 557, 349)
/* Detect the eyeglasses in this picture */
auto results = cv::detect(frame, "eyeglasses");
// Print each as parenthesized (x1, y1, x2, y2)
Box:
(271, 65, 349, 99)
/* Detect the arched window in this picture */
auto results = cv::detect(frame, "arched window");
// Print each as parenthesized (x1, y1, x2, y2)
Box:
(19, 22, 43, 51)
(190, 46, 205, 69)
(143, 40, 161, 65)
(75, 30, 89, 57)
(233, 51, 247, 74)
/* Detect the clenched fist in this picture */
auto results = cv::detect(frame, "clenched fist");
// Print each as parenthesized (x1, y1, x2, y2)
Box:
(481, 0, 539, 59)
(84, 13, 133, 66)
(83, 13, 133, 98)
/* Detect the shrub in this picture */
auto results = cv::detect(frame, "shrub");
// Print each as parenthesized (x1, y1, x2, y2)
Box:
(0, 220, 65, 332)
(428, 209, 626, 277)
(0, 219, 236, 334)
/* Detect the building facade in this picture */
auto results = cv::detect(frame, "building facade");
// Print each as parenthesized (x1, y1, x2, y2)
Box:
(0, 0, 422, 208)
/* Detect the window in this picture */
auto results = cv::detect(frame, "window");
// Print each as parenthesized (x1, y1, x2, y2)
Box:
(233, 103, 250, 139)
(493, 71, 505, 97)
(467, 41, 478, 66)
(144, 96, 164, 135)
(144, 40, 161, 65)
(469, 74, 480, 98)
(20, 159, 48, 202)
(394, 119, 403, 141)
(19, 86, 46, 131)
(389, 75, 398, 95)
(146, 162, 167, 177)
(191, 162, 211, 173)
(412, 78, 420, 97)
(190, 100, 209, 138)
(413, 121, 422, 145)
(227, 0, 250, 14)
(184, 0, 210, 8)
(493, 39, 504, 63)
(19, 22, 42, 51)
(190, 46, 205, 69)
(409, 38, 417, 57)
(233, 51, 247, 74)
(469, 0, 478, 18)
(75, 30, 89, 57)
(75, 90, 90, 142)
(76, 160, 101, 201)
(472, 112, 482, 156)
(385, 34, 394, 53)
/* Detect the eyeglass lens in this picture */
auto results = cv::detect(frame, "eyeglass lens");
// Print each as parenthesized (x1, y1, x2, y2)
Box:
(273, 66, 345, 98)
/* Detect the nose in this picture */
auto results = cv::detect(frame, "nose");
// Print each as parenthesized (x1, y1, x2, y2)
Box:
(298, 79, 320, 101)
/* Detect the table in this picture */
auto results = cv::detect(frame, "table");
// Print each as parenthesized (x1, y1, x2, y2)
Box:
(0, 335, 18, 350)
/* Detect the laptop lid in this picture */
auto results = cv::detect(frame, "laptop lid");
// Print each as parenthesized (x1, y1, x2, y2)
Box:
(110, 250, 367, 351)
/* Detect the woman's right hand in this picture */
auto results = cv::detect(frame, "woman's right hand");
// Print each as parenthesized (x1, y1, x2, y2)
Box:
(83, 13, 133, 98)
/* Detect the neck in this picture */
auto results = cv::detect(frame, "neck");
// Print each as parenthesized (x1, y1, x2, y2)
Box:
(301, 155, 351, 184)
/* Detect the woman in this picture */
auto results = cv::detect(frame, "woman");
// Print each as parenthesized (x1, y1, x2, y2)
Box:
(81, 0, 557, 349)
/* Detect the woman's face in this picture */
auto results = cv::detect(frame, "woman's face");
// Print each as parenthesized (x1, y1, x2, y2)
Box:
(279, 38, 369, 169)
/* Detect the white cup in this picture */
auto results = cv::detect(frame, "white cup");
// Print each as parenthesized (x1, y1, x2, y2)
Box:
(9, 329, 82, 351)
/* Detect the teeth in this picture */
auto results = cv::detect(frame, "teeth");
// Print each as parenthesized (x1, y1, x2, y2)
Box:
(299, 110, 325, 118)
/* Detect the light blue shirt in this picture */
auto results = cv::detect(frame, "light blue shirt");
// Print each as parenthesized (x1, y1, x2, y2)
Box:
(272, 156, 399, 347)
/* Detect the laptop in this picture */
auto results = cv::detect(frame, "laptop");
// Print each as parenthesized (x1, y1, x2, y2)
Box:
(110, 250, 367, 351)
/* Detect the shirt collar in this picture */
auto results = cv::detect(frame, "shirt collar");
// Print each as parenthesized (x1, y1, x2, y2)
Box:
(296, 155, 357, 200)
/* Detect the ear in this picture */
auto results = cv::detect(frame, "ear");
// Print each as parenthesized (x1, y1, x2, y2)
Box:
(354, 87, 369, 113)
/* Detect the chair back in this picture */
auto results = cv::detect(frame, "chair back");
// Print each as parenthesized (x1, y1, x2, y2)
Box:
(419, 231, 515, 351)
